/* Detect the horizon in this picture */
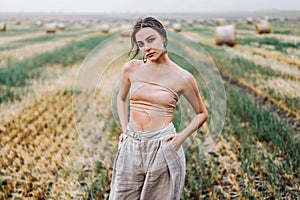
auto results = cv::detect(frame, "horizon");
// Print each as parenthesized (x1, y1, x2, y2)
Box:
(1, 0, 300, 14)
(0, 10, 299, 21)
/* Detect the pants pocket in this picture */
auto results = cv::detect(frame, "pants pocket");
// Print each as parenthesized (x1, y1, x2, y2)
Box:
(111, 135, 128, 191)
(162, 142, 185, 200)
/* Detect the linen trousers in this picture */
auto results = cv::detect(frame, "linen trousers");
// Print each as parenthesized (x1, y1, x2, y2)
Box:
(109, 122, 186, 200)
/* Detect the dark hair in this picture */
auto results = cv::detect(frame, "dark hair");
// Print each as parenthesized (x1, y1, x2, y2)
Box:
(129, 16, 167, 59)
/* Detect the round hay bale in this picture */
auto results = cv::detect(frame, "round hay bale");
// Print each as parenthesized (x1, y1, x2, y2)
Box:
(57, 23, 65, 31)
(196, 18, 205, 23)
(279, 17, 285, 22)
(82, 20, 91, 27)
(44, 23, 56, 34)
(162, 20, 170, 27)
(120, 24, 131, 37)
(100, 24, 110, 33)
(215, 18, 227, 25)
(214, 24, 236, 47)
(15, 20, 21, 25)
(246, 17, 253, 24)
(0, 22, 7, 31)
(186, 19, 194, 26)
(264, 16, 269, 21)
(255, 20, 271, 34)
(172, 23, 182, 32)
(36, 20, 43, 27)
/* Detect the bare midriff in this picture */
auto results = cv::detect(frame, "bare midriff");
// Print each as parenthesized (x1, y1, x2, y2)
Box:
(128, 81, 178, 132)
(129, 110, 173, 131)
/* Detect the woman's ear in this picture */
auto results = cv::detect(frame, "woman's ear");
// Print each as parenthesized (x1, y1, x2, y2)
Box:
(163, 39, 167, 48)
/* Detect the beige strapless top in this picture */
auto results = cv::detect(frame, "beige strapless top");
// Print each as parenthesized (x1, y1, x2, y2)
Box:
(129, 81, 179, 116)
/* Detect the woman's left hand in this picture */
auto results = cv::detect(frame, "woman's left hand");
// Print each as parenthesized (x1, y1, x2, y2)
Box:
(164, 133, 185, 151)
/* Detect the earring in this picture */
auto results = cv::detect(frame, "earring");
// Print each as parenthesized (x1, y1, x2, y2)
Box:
(164, 42, 168, 54)
(143, 56, 147, 63)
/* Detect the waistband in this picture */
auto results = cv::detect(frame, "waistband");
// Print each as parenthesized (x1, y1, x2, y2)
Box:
(125, 122, 176, 141)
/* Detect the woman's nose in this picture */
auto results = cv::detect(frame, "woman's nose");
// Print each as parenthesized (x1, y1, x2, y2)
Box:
(143, 43, 151, 51)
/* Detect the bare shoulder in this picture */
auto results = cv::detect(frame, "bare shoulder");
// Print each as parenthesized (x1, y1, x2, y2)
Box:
(172, 62, 196, 84)
(122, 59, 144, 74)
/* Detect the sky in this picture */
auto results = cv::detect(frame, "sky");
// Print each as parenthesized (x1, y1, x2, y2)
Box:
(0, 0, 299, 13)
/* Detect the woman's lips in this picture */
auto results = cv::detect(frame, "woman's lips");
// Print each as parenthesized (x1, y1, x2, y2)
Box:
(147, 52, 155, 58)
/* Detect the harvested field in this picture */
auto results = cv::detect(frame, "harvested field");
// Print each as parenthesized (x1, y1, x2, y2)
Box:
(0, 14, 299, 199)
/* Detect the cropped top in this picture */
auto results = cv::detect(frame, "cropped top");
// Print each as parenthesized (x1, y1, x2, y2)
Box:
(129, 81, 179, 117)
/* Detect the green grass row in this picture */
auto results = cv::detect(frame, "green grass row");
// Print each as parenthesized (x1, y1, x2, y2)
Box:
(226, 84, 299, 198)
(0, 33, 112, 103)
(270, 21, 300, 36)
(183, 26, 214, 38)
(0, 27, 40, 36)
(0, 25, 90, 36)
(238, 36, 300, 53)
(0, 31, 87, 51)
(235, 22, 256, 31)
(236, 21, 300, 36)
(203, 43, 300, 113)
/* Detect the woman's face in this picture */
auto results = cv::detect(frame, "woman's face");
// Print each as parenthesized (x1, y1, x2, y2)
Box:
(135, 27, 166, 62)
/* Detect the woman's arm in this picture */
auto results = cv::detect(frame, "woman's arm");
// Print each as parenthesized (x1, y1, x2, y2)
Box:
(165, 71, 208, 149)
(117, 62, 132, 133)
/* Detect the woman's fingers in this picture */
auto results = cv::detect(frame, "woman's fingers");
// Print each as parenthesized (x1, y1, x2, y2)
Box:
(164, 134, 175, 142)
(119, 133, 124, 142)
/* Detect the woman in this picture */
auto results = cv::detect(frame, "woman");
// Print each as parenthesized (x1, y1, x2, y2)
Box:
(109, 16, 208, 200)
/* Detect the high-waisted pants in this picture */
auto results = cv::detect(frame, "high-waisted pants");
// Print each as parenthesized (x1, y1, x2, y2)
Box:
(109, 122, 186, 200)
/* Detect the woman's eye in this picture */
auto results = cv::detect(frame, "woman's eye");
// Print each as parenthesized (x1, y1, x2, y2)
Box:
(148, 38, 155, 43)
(137, 43, 144, 47)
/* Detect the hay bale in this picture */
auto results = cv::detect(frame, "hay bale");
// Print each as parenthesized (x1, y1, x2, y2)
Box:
(36, 20, 43, 27)
(215, 18, 227, 25)
(214, 24, 236, 46)
(0, 22, 7, 31)
(100, 24, 110, 33)
(57, 23, 65, 31)
(264, 16, 269, 21)
(186, 19, 194, 26)
(246, 17, 253, 24)
(279, 17, 285, 22)
(81, 20, 91, 27)
(196, 18, 205, 23)
(255, 20, 271, 34)
(44, 23, 56, 34)
(120, 24, 131, 37)
(162, 20, 170, 28)
(172, 23, 182, 32)
(15, 20, 21, 25)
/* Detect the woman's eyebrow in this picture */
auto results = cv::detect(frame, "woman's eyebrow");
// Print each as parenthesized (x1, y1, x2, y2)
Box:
(146, 35, 155, 40)
(137, 35, 155, 43)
